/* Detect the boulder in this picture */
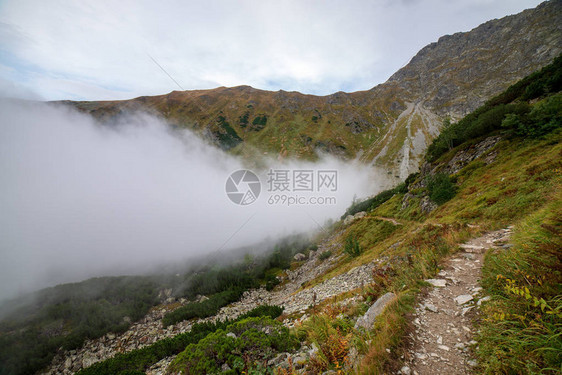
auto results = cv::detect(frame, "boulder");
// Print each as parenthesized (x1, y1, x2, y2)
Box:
(354, 292, 396, 330)
(81, 353, 97, 368)
(268, 352, 288, 367)
(424, 303, 438, 312)
(420, 196, 437, 213)
(477, 296, 491, 306)
(343, 215, 355, 225)
(354, 211, 366, 220)
(293, 253, 306, 261)
(344, 211, 366, 225)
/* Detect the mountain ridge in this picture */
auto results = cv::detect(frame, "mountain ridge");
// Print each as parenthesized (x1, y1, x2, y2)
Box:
(64, 0, 562, 180)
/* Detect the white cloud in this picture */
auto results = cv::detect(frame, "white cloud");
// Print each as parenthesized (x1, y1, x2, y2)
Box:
(0, 0, 545, 99)
(0, 0, 547, 300)
(0, 99, 388, 300)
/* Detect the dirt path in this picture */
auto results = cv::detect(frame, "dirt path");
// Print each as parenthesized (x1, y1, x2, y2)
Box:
(401, 228, 513, 375)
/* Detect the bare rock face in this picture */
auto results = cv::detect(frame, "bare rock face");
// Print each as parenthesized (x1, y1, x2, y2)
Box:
(354, 292, 397, 330)
(401, 133, 503, 214)
(420, 196, 438, 214)
(433, 135, 502, 176)
(367, 0, 562, 178)
(387, 0, 562, 117)
(344, 211, 366, 226)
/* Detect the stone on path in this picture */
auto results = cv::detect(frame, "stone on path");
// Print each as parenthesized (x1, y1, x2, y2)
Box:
(454, 295, 473, 305)
(404, 229, 512, 375)
(459, 244, 484, 252)
(354, 292, 396, 330)
(426, 279, 447, 287)
(477, 296, 491, 306)
(424, 303, 438, 313)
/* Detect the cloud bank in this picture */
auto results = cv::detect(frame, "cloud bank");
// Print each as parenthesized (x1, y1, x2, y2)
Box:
(0, 99, 388, 300)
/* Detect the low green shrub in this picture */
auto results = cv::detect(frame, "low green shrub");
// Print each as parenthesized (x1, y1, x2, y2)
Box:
(265, 275, 280, 291)
(77, 305, 284, 375)
(506, 93, 562, 137)
(238, 305, 284, 320)
(342, 183, 407, 219)
(319, 250, 332, 260)
(215, 115, 242, 150)
(250, 114, 268, 131)
(426, 173, 456, 205)
(404, 172, 420, 187)
(344, 236, 362, 258)
(183, 266, 257, 299)
(169, 317, 298, 374)
(162, 289, 244, 327)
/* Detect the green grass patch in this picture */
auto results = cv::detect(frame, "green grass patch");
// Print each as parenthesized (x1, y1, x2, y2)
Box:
(162, 288, 245, 327)
(344, 235, 363, 258)
(342, 183, 408, 219)
(477, 200, 562, 374)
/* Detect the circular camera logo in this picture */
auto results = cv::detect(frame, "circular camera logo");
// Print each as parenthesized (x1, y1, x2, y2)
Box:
(225, 169, 261, 205)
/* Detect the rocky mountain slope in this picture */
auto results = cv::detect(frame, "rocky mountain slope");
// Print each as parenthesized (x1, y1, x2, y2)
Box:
(43, 58, 562, 372)
(65, 0, 562, 181)
(3, 31, 561, 375)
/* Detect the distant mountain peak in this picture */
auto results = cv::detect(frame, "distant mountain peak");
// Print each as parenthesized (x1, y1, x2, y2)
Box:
(66, 0, 562, 181)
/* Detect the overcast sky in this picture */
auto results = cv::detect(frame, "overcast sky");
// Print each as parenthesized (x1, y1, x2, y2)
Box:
(0, 0, 540, 100)
(0, 0, 544, 101)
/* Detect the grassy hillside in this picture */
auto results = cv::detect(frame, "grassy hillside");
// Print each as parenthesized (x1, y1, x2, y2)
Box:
(2, 11, 561, 373)
(158, 118, 560, 374)
(3, 55, 560, 375)
(27, 53, 562, 375)
(81, 51, 561, 375)
(293, 54, 562, 374)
